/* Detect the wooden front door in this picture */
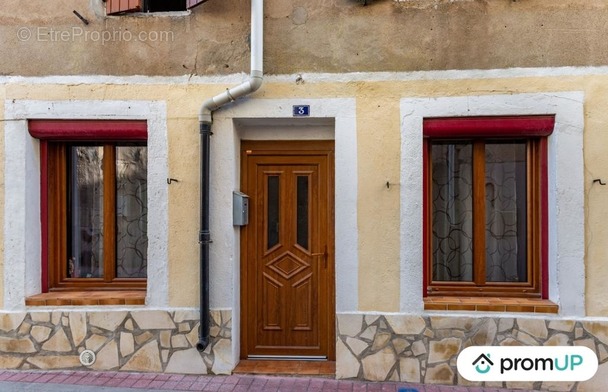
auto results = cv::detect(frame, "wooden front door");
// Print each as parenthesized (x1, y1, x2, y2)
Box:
(240, 141, 335, 359)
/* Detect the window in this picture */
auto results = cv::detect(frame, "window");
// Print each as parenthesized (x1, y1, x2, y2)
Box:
(423, 116, 554, 298)
(29, 120, 148, 291)
(105, 0, 209, 14)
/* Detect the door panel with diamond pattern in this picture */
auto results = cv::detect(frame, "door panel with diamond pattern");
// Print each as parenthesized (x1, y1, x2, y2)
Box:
(241, 141, 334, 359)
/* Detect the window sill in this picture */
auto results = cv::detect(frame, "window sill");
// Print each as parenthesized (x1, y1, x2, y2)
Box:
(25, 291, 145, 306)
(424, 296, 558, 314)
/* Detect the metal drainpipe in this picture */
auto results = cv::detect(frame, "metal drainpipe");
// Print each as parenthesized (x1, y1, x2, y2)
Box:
(196, 0, 264, 352)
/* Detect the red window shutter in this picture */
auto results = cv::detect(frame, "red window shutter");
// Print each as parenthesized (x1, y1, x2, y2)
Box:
(106, 0, 142, 15)
(187, 0, 211, 10)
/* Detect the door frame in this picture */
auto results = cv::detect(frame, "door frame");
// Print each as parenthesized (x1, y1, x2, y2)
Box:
(239, 140, 336, 360)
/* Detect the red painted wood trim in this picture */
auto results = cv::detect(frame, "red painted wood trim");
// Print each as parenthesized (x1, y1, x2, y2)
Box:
(540, 138, 549, 299)
(28, 120, 147, 141)
(40, 141, 49, 293)
(422, 139, 429, 297)
(423, 116, 555, 138)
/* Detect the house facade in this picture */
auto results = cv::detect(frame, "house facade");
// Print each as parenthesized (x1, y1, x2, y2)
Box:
(1, 0, 608, 390)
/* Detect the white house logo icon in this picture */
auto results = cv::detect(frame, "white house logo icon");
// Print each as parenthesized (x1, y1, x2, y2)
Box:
(472, 353, 493, 374)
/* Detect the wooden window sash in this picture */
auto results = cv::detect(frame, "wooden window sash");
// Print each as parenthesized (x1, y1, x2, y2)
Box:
(48, 143, 146, 291)
(106, 0, 142, 15)
(425, 139, 543, 298)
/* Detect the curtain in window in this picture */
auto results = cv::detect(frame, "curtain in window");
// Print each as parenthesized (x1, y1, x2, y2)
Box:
(431, 144, 473, 282)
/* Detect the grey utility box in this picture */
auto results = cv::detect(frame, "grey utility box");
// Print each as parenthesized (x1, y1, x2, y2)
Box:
(233, 191, 249, 226)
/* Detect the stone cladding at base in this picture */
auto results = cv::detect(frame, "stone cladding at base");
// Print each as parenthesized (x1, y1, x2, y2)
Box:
(336, 314, 608, 392)
(0, 309, 232, 375)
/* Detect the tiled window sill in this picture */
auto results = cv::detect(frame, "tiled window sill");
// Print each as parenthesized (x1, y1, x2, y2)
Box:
(25, 291, 145, 306)
(424, 296, 558, 314)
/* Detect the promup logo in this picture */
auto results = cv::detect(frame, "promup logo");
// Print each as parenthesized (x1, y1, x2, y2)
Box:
(472, 353, 494, 374)
(457, 346, 598, 382)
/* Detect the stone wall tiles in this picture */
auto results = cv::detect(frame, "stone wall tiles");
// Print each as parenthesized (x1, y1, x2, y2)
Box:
(0, 309, 230, 375)
(337, 314, 608, 391)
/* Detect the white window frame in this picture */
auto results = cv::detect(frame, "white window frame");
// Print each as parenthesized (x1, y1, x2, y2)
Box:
(4, 100, 169, 309)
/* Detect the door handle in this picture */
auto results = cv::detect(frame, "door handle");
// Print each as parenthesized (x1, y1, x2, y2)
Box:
(311, 245, 328, 268)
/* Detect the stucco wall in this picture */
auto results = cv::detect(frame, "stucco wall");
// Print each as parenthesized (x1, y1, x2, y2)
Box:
(3, 1, 608, 76)
(1, 68, 608, 315)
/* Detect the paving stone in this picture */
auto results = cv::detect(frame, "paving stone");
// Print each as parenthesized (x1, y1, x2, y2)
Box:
(371, 332, 391, 351)
(62, 316, 69, 327)
(134, 331, 154, 346)
(499, 338, 523, 346)
(0, 355, 23, 368)
(69, 312, 87, 347)
(42, 328, 72, 352)
(575, 327, 584, 339)
(164, 348, 207, 374)
(598, 344, 608, 362)
(506, 381, 535, 390)
(18, 321, 31, 335)
(346, 337, 368, 356)
(0, 336, 36, 353)
(51, 312, 62, 325)
(212, 339, 232, 374)
(120, 332, 134, 357)
(336, 339, 360, 379)
(548, 320, 576, 332)
(424, 363, 454, 384)
(91, 340, 119, 370)
(161, 349, 169, 363)
(392, 338, 410, 354)
(186, 322, 200, 347)
(173, 310, 199, 323)
(398, 357, 420, 383)
(89, 312, 127, 332)
(472, 319, 497, 346)
(544, 333, 570, 346)
(179, 322, 191, 333)
(365, 315, 380, 326)
(411, 340, 426, 356)
(428, 338, 461, 364)
(574, 338, 596, 353)
(121, 340, 162, 372)
(160, 330, 171, 348)
(124, 319, 134, 331)
(27, 355, 82, 369)
(86, 335, 108, 352)
(0, 313, 27, 332)
(516, 331, 539, 346)
(30, 312, 51, 323)
(386, 316, 426, 335)
(430, 317, 476, 331)
(360, 326, 377, 341)
(338, 314, 363, 338)
(582, 322, 608, 346)
(172, 334, 189, 348)
(132, 311, 176, 330)
(31, 325, 52, 343)
(517, 318, 548, 339)
(361, 346, 396, 381)
(497, 318, 514, 333)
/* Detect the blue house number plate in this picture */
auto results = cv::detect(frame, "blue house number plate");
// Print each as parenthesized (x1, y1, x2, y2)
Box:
(293, 105, 310, 117)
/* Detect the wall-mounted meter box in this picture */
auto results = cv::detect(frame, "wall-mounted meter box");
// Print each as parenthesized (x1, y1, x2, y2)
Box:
(233, 191, 249, 226)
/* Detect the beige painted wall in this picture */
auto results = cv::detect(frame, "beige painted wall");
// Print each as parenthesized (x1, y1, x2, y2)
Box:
(2, 72, 608, 315)
(2, 1, 608, 76)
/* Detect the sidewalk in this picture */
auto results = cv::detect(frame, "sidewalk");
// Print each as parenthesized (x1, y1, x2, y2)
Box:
(0, 370, 531, 392)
